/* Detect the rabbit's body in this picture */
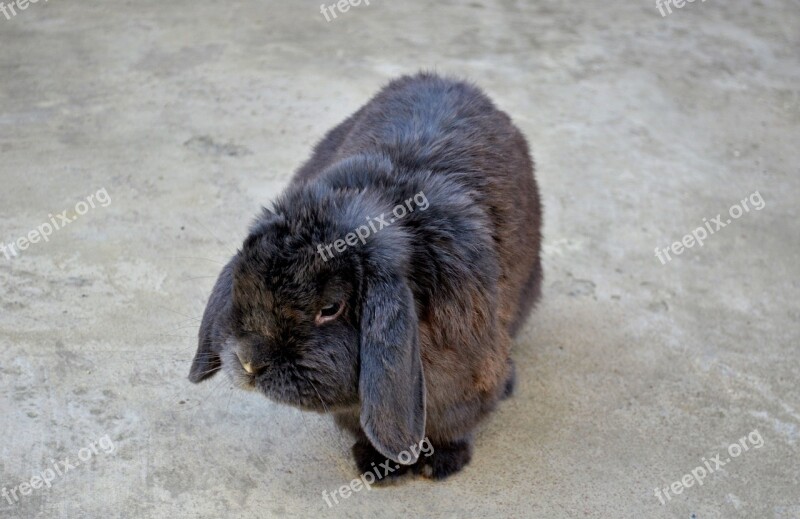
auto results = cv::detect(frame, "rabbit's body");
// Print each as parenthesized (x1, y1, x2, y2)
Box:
(190, 73, 542, 480)
(296, 73, 542, 337)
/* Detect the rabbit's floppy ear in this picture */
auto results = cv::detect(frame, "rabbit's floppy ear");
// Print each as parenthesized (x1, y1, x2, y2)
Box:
(189, 256, 236, 383)
(359, 269, 426, 464)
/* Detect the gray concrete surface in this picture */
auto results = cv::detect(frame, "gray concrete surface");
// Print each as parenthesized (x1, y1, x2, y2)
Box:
(1, 1, 798, 517)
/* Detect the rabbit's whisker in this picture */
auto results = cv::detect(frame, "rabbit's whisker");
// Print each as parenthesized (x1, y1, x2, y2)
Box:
(304, 375, 330, 414)
(169, 256, 227, 265)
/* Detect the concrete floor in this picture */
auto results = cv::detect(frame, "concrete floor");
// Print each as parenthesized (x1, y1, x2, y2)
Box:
(1, 0, 798, 517)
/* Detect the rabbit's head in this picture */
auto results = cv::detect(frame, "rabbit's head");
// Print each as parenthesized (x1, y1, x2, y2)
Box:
(189, 175, 426, 464)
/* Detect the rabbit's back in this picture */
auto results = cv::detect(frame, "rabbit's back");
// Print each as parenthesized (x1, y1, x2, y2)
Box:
(294, 72, 542, 337)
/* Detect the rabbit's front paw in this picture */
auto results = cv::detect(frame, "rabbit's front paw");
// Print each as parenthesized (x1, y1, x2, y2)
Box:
(351, 440, 412, 485)
(415, 439, 472, 480)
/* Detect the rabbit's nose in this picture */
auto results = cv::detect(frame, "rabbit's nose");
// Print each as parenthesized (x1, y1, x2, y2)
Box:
(235, 351, 262, 374)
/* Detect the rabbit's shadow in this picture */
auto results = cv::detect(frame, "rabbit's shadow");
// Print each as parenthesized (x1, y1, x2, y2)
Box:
(471, 291, 637, 479)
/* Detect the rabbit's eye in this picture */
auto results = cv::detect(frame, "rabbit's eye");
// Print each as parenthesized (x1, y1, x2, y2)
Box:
(315, 301, 344, 325)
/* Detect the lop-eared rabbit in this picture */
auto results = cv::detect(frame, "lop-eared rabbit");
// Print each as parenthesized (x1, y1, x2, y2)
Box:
(190, 73, 542, 480)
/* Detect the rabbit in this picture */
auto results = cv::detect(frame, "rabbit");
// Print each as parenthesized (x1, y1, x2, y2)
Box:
(189, 72, 542, 481)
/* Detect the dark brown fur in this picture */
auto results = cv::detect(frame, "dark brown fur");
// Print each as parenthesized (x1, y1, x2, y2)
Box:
(189, 72, 542, 480)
